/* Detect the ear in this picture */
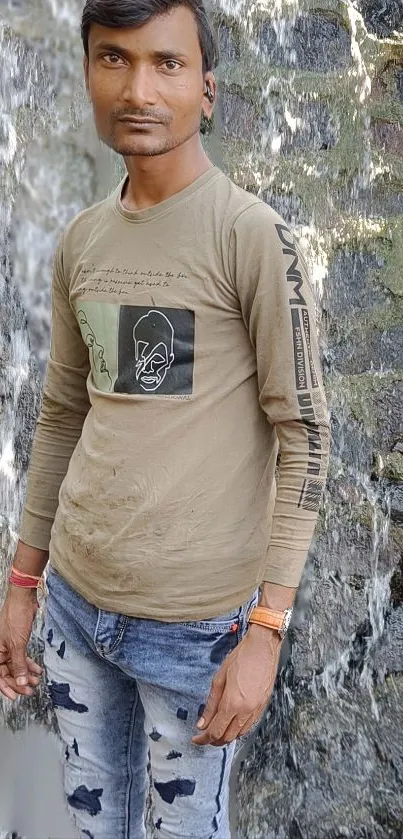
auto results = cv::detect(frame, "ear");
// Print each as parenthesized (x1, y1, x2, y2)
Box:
(202, 72, 216, 120)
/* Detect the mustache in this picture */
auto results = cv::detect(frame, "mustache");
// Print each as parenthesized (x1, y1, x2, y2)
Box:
(113, 109, 172, 124)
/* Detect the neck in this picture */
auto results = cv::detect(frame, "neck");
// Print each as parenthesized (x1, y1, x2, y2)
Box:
(122, 135, 213, 211)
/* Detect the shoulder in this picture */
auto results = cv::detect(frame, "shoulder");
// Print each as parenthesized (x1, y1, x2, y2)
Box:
(59, 180, 122, 273)
(231, 194, 292, 244)
(213, 173, 294, 245)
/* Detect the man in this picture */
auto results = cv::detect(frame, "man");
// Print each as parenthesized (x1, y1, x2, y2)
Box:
(0, 0, 330, 836)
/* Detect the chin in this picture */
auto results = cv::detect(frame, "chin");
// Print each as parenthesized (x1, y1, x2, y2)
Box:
(101, 134, 172, 157)
(101, 129, 190, 158)
(124, 145, 172, 157)
(113, 144, 172, 158)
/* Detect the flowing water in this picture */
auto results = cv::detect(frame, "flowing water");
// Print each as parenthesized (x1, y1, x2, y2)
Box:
(0, 0, 402, 837)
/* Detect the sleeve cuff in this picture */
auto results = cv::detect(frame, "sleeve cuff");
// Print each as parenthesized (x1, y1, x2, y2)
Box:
(262, 544, 311, 588)
(19, 507, 54, 553)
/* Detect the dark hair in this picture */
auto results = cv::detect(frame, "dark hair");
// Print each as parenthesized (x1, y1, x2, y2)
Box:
(81, 0, 220, 73)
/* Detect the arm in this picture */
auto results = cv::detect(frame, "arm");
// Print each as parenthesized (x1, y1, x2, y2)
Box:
(18, 232, 91, 560)
(12, 543, 49, 579)
(193, 203, 330, 746)
(231, 203, 330, 593)
(0, 235, 90, 699)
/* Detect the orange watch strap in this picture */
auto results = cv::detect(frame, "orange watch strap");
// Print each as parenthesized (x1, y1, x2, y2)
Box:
(247, 606, 285, 630)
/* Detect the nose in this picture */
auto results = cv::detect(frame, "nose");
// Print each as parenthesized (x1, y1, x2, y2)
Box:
(143, 359, 157, 374)
(121, 63, 157, 109)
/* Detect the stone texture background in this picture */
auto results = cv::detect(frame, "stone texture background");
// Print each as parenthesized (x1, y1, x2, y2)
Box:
(213, 1, 403, 836)
(0, 0, 402, 837)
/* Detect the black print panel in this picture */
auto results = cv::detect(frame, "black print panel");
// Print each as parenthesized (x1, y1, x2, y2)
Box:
(298, 478, 324, 512)
(114, 306, 195, 396)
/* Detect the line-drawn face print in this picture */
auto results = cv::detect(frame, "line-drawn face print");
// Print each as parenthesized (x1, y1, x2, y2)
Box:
(134, 310, 175, 392)
(77, 309, 112, 391)
(114, 304, 194, 396)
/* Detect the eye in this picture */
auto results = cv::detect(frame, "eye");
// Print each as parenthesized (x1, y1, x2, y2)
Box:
(162, 59, 182, 71)
(102, 53, 125, 65)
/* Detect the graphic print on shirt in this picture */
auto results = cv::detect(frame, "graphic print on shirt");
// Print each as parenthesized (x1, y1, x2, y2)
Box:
(73, 301, 119, 393)
(114, 305, 195, 395)
(76, 309, 113, 391)
(275, 222, 327, 514)
(73, 300, 194, 396)
(131, 309, 174, 392)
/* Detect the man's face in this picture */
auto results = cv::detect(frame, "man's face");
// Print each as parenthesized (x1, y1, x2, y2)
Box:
(134, 310, 175, 392)
(83, 6, 215, 157)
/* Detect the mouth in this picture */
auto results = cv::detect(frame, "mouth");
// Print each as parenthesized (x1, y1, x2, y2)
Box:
(119, 118, 161, 126)
(141, 375, 159, 384)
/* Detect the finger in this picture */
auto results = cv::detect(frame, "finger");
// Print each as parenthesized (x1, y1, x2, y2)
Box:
(0, 663, 40, 686)
(2, 673, 35, 697)
(0, 655, 42, 679)
(216, 715, 251, 746)
(26, 657, 43, 675)
(10, 646, 29, 687)
(202, 709, 258, 747)
(196, 671, 226, 731)
(192, 709, 236, 746)
(238, 710, 263, 739)
(237, 713, 258, 738)
(0, 664, 39, 696)
(0, 678, 18, 701)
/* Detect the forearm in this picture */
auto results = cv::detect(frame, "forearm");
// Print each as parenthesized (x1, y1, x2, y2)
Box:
(5, 541, 49, 603)
(262, 416, 329, 587)
(17, 233, 90, 555)
(258, 580, 297, 610)
(19, 394, 87, 551)
(13, 541, 49, 578)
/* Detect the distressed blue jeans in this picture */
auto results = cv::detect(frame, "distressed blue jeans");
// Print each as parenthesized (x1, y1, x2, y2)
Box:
(40, 565, 259, 839)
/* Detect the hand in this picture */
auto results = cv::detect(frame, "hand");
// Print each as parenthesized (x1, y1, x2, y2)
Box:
(0, 587, 43, 701)
(192, 624, 282, 747)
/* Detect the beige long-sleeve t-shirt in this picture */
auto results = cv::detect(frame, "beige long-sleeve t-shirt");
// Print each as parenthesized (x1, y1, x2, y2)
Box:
(19, 166, 330, 621)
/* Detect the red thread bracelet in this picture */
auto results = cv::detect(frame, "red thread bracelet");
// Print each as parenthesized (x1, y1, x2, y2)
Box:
(9, 566, 43, 589)
(11, 566, 42, 580)
(9, 573, 40, 589)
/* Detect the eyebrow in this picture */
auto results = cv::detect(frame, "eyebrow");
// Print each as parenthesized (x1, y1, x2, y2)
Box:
(93, 42, 188, 60)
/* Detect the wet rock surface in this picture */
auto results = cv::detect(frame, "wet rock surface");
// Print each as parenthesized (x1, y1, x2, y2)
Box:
(357, 0, 403, 37)
(220, 0, 403, 835)
(238, 675, 403, 839)
(258, 13, 352, 72)
(372, 121, 403, 157)
(222, 91, 260, 140)
(324, 250, 388, 319)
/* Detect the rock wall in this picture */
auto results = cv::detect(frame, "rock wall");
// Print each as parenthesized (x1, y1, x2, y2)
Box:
(0, 0, 402, 837)
(212, 1, 403, 836)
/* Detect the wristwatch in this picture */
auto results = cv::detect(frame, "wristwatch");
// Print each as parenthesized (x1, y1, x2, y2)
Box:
(247, 605, 293, 640)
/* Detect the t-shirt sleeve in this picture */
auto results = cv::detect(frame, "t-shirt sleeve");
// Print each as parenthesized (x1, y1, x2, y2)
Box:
(228, 200, 330, 588)
(19, 233, 91, 551)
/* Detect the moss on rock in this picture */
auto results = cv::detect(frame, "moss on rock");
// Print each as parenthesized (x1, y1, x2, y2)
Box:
(327, 370, 403, 433)
(375, 452, 403, 480)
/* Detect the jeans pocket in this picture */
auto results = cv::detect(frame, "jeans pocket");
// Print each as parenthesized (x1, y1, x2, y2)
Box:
(178, 610, 242, 633)
(177, 589, 260, 634)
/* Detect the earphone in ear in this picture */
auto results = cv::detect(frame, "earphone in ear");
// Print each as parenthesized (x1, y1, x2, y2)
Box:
(205, 83, 215, 104)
